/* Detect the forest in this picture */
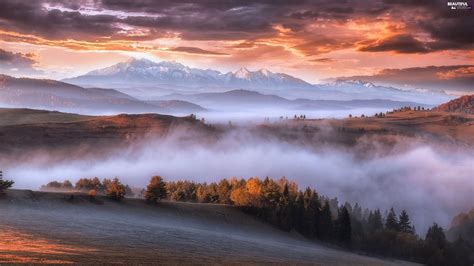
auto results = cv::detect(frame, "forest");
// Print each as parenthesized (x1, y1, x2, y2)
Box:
(39, 176, 473, 265)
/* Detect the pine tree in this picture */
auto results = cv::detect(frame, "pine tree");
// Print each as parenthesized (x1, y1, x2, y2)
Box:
(398, 210, 413, 234)
(293, 191, 305, 233)
(385, 208, 399, 231)
(336, 206, 351, 245)
(352, 203, 362, 221)
(277, 184, 293, 231)
(319, 200, 333, 240)
(0, 171, 14, 194)
(367, 209, 383, 232)
(145, 176, 167, 203)
(303, 188, 320, 238)
(425, 223, 446, 249)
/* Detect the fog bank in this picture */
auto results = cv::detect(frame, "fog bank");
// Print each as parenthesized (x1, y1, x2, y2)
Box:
(4, 129, 473, 233)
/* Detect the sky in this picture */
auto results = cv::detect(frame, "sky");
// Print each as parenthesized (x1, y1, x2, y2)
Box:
(0, 0, 473, 88)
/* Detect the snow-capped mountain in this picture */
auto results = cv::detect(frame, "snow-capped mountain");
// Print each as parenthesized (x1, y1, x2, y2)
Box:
(222, 67, 312, 89)
(67, 58, 223, 87)
(318, 79, 451, 105)
(63, 58, 452, 105)
(63, 58, 313, 90)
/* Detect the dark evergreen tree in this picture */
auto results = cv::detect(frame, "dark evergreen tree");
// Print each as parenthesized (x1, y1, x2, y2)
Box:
(277, 184, 293, 230)
(319, 200, 333, 240)
(303, 188, 320, 238)
(336, 206, 351, 245)
(293, 191, 305, 233)
(385, 208, 399, 231)
(367, 209, 383, 232)
(424, 223, 449, 266)
(0, 171, 14, 194)
(398, 210, 413, 234)
(352, 202, 362, 221)
(425, 223, 446, 249)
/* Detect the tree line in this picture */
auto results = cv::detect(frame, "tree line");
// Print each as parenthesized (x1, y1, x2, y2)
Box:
(41, 177, 134, 200)
(40, 176, 472, 265)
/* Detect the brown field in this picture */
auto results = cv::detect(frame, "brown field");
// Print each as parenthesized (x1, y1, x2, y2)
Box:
(255, 110, 474, 151)
(0, 108, 212, 156)
(0, 108, 472, 157)
(0, 189, 416, 265)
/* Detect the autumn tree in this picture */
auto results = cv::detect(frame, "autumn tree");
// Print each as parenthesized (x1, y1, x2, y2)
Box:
(217, 179, 232, 204)
(105, 178, 126, 201)
(63, 180, 73, 189)
(75, 177, 103, 192)
(145, 176, 167, 203)
(196, 184, 211, 203)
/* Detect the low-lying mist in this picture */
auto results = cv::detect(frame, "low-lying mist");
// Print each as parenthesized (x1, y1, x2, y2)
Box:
(4, 126, 473, 233)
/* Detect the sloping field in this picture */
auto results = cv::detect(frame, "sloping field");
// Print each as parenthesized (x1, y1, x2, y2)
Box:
(0, 190, 414, 264)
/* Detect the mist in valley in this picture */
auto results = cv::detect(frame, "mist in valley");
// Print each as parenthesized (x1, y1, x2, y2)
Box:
(4, 124, 473, 234)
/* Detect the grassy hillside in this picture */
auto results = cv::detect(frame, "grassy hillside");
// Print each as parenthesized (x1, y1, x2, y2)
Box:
(0, 108, 93, 126)
(0, 189, 411, 264)
(0, 108, 211, 155)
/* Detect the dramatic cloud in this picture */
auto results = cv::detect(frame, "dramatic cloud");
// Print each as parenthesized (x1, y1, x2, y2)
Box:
(357, 34, 429, 53)
(0, 0, 472, 53)
(0, 48, 42, 75)
(309, 58, 334, 63)
(170, 47, 228, 56)
(437, 66, 474, 80)
(0, 0, 471, 82)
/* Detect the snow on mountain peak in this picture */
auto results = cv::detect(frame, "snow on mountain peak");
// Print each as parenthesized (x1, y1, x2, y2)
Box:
(65, 58, 315, 90)
(234, 67, 251, 79)
(258, 68, 271, 76)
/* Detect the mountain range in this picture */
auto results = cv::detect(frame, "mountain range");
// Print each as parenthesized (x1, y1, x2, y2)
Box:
(158, 89, 427, 111)
(0, 74, 430, 117)
(63, 58, 452, 105)
(63, 58, 313, 91)
(0, 74, 204, 114)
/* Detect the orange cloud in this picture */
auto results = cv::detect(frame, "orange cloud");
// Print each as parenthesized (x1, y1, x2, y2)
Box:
(437, 66, 474, 80)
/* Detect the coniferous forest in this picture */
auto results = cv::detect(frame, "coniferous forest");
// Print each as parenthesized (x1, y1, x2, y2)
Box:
(40, 176, 473, 265)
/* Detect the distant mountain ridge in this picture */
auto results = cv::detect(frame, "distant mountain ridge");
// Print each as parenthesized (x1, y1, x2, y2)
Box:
(159, 89, 428, 111)
(63, 58, 313, 90)
(0, 74, 205, 114)
(62, 58, 452, 105)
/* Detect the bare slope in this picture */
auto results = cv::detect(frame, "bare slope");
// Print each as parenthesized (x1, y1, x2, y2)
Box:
(435, 94, 474, 114)
(0, 190, 413, 265)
